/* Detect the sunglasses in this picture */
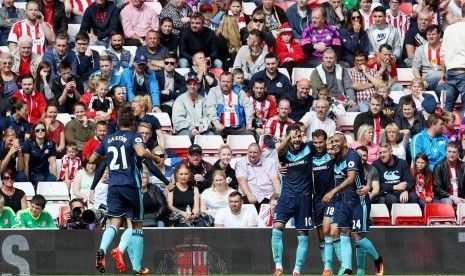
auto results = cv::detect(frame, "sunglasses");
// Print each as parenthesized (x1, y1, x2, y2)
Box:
(2, 176, 14, 180)
(164, 61, 176, 66)
(253, 18, 265, 23)
(352, 16, 361, 20)
(35, 128, 46, 133)
(3, 62, 12, 65)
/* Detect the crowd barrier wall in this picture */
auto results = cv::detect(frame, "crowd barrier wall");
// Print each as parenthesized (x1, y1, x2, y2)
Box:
(0, 227, 464, 275)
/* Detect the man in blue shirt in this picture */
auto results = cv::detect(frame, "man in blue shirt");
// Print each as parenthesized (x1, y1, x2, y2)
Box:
(89, 106, 161, 275)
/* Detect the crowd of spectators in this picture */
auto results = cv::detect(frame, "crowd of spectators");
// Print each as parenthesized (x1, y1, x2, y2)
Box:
(1, 0, 465, 228)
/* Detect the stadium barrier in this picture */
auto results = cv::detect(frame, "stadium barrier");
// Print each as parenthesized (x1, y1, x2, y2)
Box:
(0, 227, 464, 275)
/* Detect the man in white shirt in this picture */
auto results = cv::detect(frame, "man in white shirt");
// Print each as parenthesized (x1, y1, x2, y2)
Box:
(299, 99, 336, 139)
(214, 191, 258, 227)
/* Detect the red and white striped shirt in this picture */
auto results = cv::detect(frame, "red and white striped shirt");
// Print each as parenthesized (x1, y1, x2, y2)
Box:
(70, 0, 94, 12)
(221, 93, 240, 128)
(386, 10, 409, 41)
(360, 9, 374, 30)
(8, 19, 52, 55)
(264, 115, 295, 140)
(59, 155, 82, 181)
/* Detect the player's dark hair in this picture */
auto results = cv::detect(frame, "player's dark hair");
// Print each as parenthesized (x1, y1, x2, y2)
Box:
(286, 123, 302, 135)
(312, 129, 328, 140)
(373, 6, 386, 15)
(31, 194, 47, 209)
(117, 106, 135, 128)
(229, 191, 243, 198)
(355, 145, 368, 153)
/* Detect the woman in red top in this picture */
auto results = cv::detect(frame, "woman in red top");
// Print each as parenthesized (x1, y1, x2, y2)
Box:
(40, 102, 65, 158)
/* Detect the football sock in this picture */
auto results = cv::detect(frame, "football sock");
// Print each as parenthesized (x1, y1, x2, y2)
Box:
(355, 243, 365, 275)
(319, 240, 325, 267)
(127, 241, 135, 271)
(294, 235, 309, 274)
(356, 237, 379, 260)
(340, 235, 352, 270)
(118, 227, 133, 253)
(271, 228, 283, 269)
(333, 237, 342, 263)
(131, 229, 144, 272)
(324, 236, 334, 270)
(99, 225, 117, 253)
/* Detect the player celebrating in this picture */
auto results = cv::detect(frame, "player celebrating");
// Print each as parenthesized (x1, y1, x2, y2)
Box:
(323, 133, 384, 276)
(89, 107, 161, 275)
(272, 123, 314, 276)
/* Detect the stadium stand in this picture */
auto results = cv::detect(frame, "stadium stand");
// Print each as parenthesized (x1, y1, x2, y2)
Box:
(391, 203, 424, 226)
(424, 203, 457, 226)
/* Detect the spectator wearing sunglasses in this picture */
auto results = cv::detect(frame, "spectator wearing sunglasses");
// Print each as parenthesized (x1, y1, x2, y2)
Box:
(22, 121, 58, 190)
(155, 53, 187, 116)
(149, 146, 174, 190)
(240, 10, 275, 50)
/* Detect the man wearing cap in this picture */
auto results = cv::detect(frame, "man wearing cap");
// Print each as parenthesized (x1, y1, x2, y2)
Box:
(121, 50, 161, 112)
(120, 0, 159, 46)
(178, 144, 213, 193)
(179, 12, 221, 68)
(172, 73, 213, 140)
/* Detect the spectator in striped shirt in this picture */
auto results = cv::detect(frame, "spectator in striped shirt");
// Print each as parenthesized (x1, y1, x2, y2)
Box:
(0, 0, 26, 46)
(386, 0, 409, 43)
(348, 51, 382, 112)
(65, 0, 94, 24)
(7, 0, 55, 56)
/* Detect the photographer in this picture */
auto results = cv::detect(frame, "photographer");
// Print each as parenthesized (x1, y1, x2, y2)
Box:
(60, 198, 97, 229)
(51, 61, 84, 114)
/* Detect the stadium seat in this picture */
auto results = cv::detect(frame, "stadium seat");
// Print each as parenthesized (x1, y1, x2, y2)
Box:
(226, 135, 256, 155)
(345, 133, 354, 145)
(291, 67, 314, 85)
(37, 181, 70, 202)
(58, 205, 70, 226)
(14, 182, 35, 200)
(194, 135, 224, 155)
(209, 68, 224, 79)
(57, 113, 72, 126)
(370, 204, 391, 226)
(164, 135, 192, 158)
(274, 2, 288, 11)
(399, 2, 413, 16)
(243, 2, 257, 15)
(277, 68, 290, 81)
(391, 203, 424, 226)
(424, 203, 457, 226)
(45, 202, 63, 226)
(390, 90, 407, 104)
(13, 2, 26, 9)
(259, 203, 269, 214)
(285, 1, 295, 8)
(0, 46, 8, 53)
(440, 90, 462, 110)
(243, 203, 258, 214)
(202, 156, 219, 165)
(67, 24, 81, 37)
(122, 46, 137, 62)
(229, 157, 241, 169)
(456, 203, 465, 225)
(149, 112, 173, 132)
(397, 68, 415, 87)
(337, 112, 360, 132)
(89, 45, 106, 54)
(175, 68, 190, 78)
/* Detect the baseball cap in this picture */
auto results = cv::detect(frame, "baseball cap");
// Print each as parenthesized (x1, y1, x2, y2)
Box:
(189, 144, 203, 154)
(200, 3, 213, 12)
(186, 74, 201, 83)
(134, 51, 148, 64)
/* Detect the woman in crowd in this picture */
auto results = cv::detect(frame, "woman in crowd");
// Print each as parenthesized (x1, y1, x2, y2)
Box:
(142, 169, 168, 227)
(40, 102, 66, 158)
(240, 10, 275, 48)
(208, 144, 238, 190)
(339, 8, 370, 67)
(149, 146, 175, 189)
(72, 160, 96, 202)
(351, 124, 379, 164)
(34, 61, 54, 100)
(109, 85, 128, 113)
(159, 18, 179, 53)
(0, 98, 31, 142)
(167, 163, 211, 227)
(201, 170, 235, 218)
(228, 0, 249, 29)
(132, 95, 166, 149)
(216, 15, 242, 71)
(23, 121, 58, 189)
(0, 168, 27, 213)
(381, 123, 409, 160)
(0, 53, 18, 98)
(399, 78, 437, 116)
(0, 129, 27, 182)
(394, 95, 426, 138)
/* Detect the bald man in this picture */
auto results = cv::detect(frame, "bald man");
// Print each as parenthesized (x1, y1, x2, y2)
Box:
(299, 99, 336, 140)
(285, 78, 314, 122)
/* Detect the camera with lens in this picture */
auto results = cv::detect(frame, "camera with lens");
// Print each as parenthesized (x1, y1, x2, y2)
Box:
(68, 207, 82, 223)
(82, 204, 107, 226)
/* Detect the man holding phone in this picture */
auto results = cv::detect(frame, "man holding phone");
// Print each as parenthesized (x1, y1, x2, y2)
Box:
(51, 60, 84, 114)
(347, 52, 382, 112)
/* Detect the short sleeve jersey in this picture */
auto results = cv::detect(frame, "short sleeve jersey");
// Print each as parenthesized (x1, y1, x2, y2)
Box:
(22, 140, 57, 173)
(313, 152, 335, 201)
(0, 206, 20, 228)
(17, 209, 56, 228)
(94, 130, 145, 188)
(280, 142, 314, 197)
(334, 148, 368, 204)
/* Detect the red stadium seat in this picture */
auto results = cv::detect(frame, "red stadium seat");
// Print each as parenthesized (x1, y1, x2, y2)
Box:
(58, 205, 70, 227)
(399, 2, 413, 16)
(209, 68, 224, 79)
(457, 203, 465, 225)
(370, 204, 391, 226)
(274, 2, 288, 12)
(164, 135, 192, 158)
(424, 203, 457, 226)
(226, 135, 256, 156)
(391, 203, 424, 226)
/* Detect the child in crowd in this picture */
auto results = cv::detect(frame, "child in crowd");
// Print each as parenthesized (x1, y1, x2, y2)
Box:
(376, 82, 397, 118)
(274, 22, 305, 77)
(60, 142, 82, 191)
(442, 111, 459, 142)
(311, 84, 346, 119)
(90, 168, 109, 209)
(88, 78, 114, 122)
(232, 68, 245, 92)
(411, 153, 436, 209)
